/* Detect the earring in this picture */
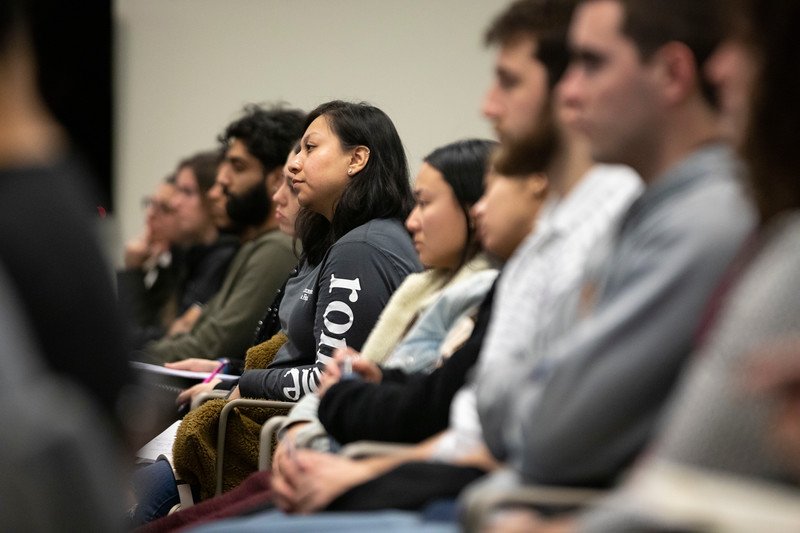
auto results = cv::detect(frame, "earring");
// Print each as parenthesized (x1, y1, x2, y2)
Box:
(347, 169, 353, 176)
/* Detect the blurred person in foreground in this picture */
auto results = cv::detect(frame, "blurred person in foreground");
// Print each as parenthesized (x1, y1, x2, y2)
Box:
(486, 0, 800, 530)
(0, 0, 130, 529)
(0, 0, 130, 430)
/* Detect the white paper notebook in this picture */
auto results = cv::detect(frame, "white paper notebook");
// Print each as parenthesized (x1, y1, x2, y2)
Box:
(136, 420, 181, 464)
(130, 361, 239, 382)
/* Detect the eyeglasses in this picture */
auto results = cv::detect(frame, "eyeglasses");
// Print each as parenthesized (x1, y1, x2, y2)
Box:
(175, 184, 200, 197)
(141, 196, 176, 214)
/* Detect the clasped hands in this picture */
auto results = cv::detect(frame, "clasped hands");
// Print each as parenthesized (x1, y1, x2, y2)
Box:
(270, 348, 383, 513)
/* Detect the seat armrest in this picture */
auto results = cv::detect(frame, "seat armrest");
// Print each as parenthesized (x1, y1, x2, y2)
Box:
(215, 398, 295, 495)
(259, 415, 289, 471)
(461, 483, 605, 533)
(190, 389, 228, 411)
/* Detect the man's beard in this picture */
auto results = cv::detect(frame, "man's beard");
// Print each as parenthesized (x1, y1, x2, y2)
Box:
(225, 179, 272, 228)
(494, 101, 560, 177)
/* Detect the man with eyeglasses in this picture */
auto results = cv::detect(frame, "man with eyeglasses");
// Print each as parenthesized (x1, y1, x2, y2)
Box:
(120, 150, 241, 349)
(118, 175, 182, 343)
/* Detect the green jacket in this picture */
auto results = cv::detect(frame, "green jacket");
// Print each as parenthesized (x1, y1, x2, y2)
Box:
(141, 229, 297, 363)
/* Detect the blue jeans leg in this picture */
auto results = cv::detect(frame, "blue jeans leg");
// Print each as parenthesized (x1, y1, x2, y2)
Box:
(129, 458, 180, 525)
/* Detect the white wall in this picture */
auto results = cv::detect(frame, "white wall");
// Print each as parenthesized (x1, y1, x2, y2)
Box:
(112, 0, 507, 262)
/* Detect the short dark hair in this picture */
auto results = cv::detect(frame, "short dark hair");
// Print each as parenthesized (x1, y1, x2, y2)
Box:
(424, 139, 497, 269)
(485, 0, 577, 87)
(732, 0, 800, 222)
(218, 104, 306, 175)
(596, 0, 725, 107)
(177, 150, 221, 197)
(0, 1, 22, 51)
(296, 100, 413, 265)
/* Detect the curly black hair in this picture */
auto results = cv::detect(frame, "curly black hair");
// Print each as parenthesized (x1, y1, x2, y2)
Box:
(218, 104, 306, 175)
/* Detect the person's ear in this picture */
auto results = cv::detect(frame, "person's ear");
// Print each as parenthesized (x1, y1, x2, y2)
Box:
(529, 174, 549, 199)
(265, 167, 283, 194)
(652, 41, 698, 105)
(346, 146, 370, 176)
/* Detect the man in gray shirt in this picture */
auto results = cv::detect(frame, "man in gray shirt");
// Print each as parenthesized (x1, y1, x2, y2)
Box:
(476, 0, 755, 490)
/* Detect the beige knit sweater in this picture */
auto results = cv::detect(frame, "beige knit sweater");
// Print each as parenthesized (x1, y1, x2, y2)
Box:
(360, 254, 493, 364)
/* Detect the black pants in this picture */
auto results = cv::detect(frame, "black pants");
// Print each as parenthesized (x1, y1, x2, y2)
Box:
(327, 461, 486, 512)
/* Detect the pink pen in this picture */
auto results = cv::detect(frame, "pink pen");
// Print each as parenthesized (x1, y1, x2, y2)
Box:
(202, 360, 226, 384)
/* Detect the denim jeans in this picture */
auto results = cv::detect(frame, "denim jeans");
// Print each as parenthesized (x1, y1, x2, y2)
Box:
(128, 458, 181, 526)
(190, 509, 459, 533)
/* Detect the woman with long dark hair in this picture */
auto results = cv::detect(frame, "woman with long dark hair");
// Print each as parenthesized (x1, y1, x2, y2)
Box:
(233, 101, 422, 402)
(359, 138, 497, 370)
